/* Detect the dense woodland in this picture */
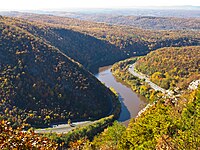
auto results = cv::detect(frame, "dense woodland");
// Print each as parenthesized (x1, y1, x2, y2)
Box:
(4, 13, 200, 73)
(61, 14, 200, 30)
(87, 87, 200, 149)
(0, 12, 200, 149)
(0, 16, 115, 127)
(85, 47, 200, 149)
(0, 120, 58, 149)
(2, 16, 126, 73)
(111, 57, 162, 101)
(135, 46, 200, 90)
(20, 14, 200, 46)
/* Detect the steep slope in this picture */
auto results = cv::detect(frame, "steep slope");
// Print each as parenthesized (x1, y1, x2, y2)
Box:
(13, 13, 200, 56)
(118, 87, 200, 149)
(1, 13, 199, 74)
(4, 16, 126, 73)
(0, 120, 58, 149)
(84, 48, 200, 150)
(86, 88, 200, 149)
(135, 46, 200, 90)
(0, 16, 114, 127)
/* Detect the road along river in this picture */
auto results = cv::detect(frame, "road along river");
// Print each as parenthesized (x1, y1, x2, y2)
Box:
(35, 65, 148, 133)
(95, 66, 148, 126)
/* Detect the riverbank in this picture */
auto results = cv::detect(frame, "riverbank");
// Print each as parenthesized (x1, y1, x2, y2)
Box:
(111, 57, 182, 118)
(38, 61, 149, 147)
(112, 57, 160, 100)
(37, 71, 121, 147)
(128, 63, 175, 97)
(35, 60, 150, 147)
(35, 121, 92, 134)
(96, 66, 148, 125)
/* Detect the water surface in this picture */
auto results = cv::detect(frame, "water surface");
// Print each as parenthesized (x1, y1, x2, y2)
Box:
(95, 66, 148, 125)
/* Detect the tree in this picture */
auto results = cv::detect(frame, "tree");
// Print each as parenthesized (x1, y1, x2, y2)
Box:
(68, 119, 71, 125)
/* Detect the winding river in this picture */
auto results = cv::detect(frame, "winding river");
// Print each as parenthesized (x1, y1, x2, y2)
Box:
(95, 66, 148, 125)
(36, 65, 148, 133)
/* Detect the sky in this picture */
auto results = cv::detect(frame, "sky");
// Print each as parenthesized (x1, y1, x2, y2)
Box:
(0, 0, 199, 11)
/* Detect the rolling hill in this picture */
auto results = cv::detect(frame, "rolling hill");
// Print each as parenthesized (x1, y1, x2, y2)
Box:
(135, 46, 200, 90)
(2, 16, 126, 73)
(10, 13, 200, 58)
(0, 13, 199, 149)
(59, 14, 200, 30)
(85, 46, 200, 149)
(0, 16, 115, 127)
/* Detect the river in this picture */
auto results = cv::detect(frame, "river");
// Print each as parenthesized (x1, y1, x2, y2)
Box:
(36, 65, 148, 133)
(95, 66, 148, 125)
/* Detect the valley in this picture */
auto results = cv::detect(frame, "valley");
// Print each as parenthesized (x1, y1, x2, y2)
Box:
(0, 7, 200, 149)
(96, 66, 148, 125)
(0, 16, 118, 128)
(35, 65, 148, 133)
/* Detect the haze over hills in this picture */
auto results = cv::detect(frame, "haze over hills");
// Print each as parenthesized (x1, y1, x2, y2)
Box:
(1, 5, 200, 18)
(32, 6, 200, 30)
(47, 6, 200, 19)
(60, 14, 200, 30)
(1, 9, 200, 30)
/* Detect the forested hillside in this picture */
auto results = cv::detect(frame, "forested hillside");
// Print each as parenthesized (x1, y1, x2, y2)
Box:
(0, 13, 200, 149)
(0, 16, 115, 127)
(19, 14, 200, 47)
(2, 16, 125, 73)
(69, 86, 200, 149)
(135, 46, 200, 90)
(118, 86, 200, 149)
(0, 120, 58, 149)
(61, 14, 200, 30)
(83, 48, 200, 149)
(3, 13, 200, 73)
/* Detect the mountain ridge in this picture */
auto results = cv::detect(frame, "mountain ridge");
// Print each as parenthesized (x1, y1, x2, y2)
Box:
(0, 16, 114, 127)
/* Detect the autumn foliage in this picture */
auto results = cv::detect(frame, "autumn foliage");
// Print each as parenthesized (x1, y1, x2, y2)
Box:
(0, 120, 58, 149)
(135, 46, 200, 90)
(0, 16, 114, 127)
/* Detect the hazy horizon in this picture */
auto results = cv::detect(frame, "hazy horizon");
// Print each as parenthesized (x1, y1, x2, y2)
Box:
(0, 0, 199, 11)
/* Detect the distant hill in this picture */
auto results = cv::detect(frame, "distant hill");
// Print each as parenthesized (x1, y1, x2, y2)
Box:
(63, 7, 200, 18)
(0, 16, 115, 127)
(135, 46, 200, 90)
(66, 14, 200, 30)
(2, 13, 199, 66)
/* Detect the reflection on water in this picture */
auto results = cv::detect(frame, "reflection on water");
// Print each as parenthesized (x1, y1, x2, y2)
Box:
(95, 66, 148, 125)
(118, 94, 130, 122)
